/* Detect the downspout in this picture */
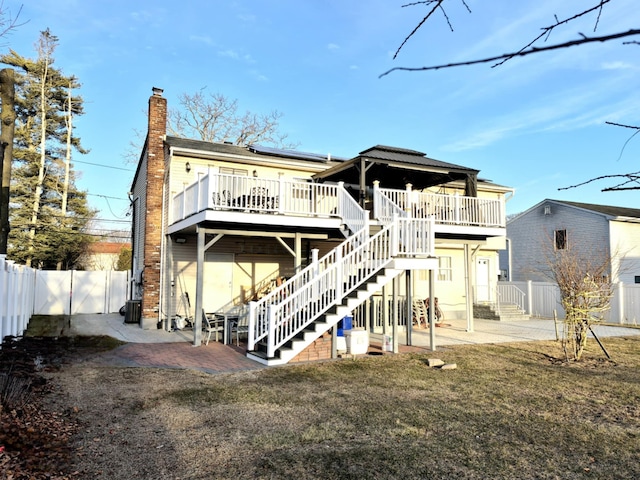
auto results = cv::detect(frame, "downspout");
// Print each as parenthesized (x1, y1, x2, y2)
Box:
(128, 193, 139, 300)
(506, 237, 512, 281)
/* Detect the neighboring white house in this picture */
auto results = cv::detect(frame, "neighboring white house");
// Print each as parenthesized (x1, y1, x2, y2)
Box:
(501, 199, 640, 284)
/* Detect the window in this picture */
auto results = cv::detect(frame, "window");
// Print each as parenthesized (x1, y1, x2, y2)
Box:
(219, 167, 248, 176)
(554, 229, 567, 250)
(437, 256, 452, 282)
(634, 276, 640, 284)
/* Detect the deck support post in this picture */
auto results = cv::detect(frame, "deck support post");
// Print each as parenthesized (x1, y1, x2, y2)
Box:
(464, 243, 474, 332)
(429, 269, 436, 351)
(406, 270, 412, 346)
(193, 226, 205, 346)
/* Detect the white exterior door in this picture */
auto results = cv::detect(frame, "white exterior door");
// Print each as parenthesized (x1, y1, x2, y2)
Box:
(204, 253, 234, 312)
(476, 257, 491, 302)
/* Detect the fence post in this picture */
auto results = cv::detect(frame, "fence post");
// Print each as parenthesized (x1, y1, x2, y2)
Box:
(527, 280, 533, 315)
(405, 183, 412, 216)
(248, 301, 257, 350)
(391, 214, 399, 257)
(0, 255, 7, 340)
(267, 305, 276, 358)
(335, 247, 343, 301)
(373, 180, 380, 219)
(617, 281, 624, 325)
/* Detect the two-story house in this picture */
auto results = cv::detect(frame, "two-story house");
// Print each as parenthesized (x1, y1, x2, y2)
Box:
(131, 87, 512, 365)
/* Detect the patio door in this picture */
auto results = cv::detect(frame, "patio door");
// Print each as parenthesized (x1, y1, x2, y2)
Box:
(475, 257, 491, 302)
(204, 253, 234, 312)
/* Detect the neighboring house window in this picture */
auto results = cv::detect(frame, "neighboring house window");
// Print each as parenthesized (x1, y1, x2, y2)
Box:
(634, 276, 640, 284)
(554, 229, 567, 250)
(437, 256, 452, 281)
(219, 167, 248, 176)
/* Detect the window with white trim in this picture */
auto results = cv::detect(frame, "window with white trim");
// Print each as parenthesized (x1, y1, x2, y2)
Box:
(437, 256, 452, 281)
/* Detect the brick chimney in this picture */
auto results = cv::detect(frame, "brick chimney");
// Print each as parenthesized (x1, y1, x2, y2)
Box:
(141, 87, 167, 325)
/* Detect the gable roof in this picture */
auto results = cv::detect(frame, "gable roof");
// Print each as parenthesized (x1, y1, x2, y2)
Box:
(554, 200, 640, 219)
(511, 199, 640, 223)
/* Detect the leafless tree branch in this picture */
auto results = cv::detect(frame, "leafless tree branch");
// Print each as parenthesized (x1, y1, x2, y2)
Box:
(381, 29, 640, 77)
(559, 171, 640, 192)
(605, 121, 640, 162)
(492, 0, 611, 67)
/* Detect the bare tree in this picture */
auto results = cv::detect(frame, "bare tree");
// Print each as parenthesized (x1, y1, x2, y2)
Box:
(544, 232, 618, 361)
(168, 89, 298, 149)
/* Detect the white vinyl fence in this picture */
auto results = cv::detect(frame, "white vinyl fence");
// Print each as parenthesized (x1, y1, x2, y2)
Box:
(499, 281, 640, 325)
(33, 270, 129, 315)
(1, 255, 36, 341)
(1, 254, 130, 341)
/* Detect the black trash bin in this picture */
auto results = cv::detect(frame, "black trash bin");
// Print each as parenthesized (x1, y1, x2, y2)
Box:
(124, 300, 141, 324)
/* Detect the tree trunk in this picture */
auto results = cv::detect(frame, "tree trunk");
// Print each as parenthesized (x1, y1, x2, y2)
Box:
(0, 68, 15, 255)
(56, 81, 73, 270)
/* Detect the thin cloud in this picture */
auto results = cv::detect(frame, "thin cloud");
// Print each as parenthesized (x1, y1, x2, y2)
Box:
(217, 49, 255, 64)
(190, 35, 215, 46)
(601, 61, 634, 71)
(327, 43, 340, 50)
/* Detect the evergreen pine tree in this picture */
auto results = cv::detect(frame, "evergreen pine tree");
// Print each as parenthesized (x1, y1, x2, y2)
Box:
(1, 29, 95, 269)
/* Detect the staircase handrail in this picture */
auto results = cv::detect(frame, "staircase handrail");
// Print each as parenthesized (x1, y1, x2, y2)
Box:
(248, 215, 434, 357)
(248, 184, 367, 349)
(373, 182, 407, 223)
(496, 284, 526, 314)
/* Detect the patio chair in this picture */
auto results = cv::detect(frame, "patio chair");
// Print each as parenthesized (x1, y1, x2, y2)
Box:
(228, 315, 249, 346)
(202, 310, 225, 345)
(412, 299, 428, 328)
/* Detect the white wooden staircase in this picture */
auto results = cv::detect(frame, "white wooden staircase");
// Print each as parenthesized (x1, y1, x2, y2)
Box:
(246, 187, 436, 366)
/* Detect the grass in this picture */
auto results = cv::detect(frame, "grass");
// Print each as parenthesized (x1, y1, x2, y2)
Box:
(72, 336, 640, 480)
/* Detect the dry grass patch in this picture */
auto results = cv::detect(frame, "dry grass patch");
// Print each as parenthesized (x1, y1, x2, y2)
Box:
(39, 337, 640, 479)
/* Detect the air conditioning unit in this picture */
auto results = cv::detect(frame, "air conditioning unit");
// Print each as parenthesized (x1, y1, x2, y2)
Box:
(124, 300, 141, 324)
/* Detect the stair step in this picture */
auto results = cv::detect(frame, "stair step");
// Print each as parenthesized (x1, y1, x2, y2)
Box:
(473, 303, 529, 321)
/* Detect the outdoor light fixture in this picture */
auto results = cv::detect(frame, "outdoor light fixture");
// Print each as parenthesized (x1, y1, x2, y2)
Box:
(175, 237, 187, 244)
(185, 162, 191, 173)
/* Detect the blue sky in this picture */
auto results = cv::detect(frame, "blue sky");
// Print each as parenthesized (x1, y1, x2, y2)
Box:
(4, 0, 639, 233)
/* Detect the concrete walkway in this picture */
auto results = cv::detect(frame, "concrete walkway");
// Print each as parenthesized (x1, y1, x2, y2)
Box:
(68, 313, 640, 374)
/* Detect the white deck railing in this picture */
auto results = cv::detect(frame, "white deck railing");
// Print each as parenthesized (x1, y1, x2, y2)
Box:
(248, 215, 434, 358)
(172, 171, 506, 230)
(376, 184, 505, 228)
(172, 169, 345, 224)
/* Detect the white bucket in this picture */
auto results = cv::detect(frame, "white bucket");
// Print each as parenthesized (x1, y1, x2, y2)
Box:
(383, 335, 393, 352)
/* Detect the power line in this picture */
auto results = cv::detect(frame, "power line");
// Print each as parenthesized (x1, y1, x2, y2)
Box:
(73, 159, 134, 171)
(86, 193, 129, 201)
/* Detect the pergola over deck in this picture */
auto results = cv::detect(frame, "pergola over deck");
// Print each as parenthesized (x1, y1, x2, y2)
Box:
(312, 145, 479, 206)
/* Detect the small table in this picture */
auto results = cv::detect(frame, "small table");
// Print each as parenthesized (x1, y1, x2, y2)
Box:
(224, 315, 241, 345)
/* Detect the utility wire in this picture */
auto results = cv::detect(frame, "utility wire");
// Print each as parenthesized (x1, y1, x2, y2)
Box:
(73, 159, 134, 171)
